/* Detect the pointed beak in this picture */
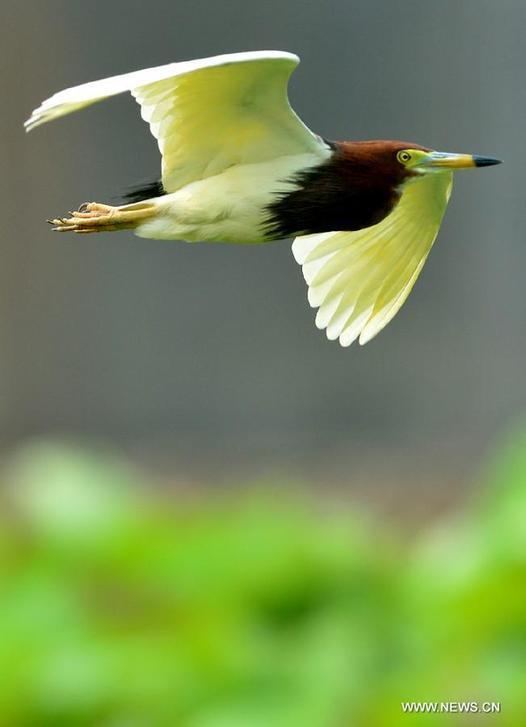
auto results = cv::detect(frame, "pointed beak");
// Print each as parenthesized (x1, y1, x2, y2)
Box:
(423, 151, 502, 169)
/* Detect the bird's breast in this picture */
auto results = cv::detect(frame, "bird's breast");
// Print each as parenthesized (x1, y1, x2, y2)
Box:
(264, 155, 401, 239)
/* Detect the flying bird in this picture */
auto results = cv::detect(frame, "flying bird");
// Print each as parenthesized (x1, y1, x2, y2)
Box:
(26, 51, 501, 346)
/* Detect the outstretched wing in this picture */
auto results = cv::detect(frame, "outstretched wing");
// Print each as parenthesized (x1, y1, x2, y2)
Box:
(25, 50, 326, 192)
(292, 172, 453, 347)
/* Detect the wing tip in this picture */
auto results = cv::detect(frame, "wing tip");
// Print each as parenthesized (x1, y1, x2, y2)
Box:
(24, 106, 58, 132)
(358, 328, 378, 346)
(338, 336, 354, 349)
(24, 113, 40, 132)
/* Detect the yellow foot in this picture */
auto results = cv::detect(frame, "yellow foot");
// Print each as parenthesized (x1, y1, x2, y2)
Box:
(47, 202, 156, 233)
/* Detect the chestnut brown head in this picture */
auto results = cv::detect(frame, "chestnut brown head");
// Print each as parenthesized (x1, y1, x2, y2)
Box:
(339, 139, 501, 188)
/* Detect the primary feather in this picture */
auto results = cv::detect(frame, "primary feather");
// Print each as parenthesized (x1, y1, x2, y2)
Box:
(292, 171, 453, 346)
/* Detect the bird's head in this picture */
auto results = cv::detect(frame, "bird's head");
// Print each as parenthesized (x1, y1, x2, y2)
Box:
(340, 140, 501, 190)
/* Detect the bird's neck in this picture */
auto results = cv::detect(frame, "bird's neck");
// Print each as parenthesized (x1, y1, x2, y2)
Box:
(264, 141, 402, 239)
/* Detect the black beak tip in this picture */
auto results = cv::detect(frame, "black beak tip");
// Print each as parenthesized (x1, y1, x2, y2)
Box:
(473, 155, 502, 167)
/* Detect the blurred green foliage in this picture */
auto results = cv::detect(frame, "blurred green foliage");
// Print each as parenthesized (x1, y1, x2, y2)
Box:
(0, 434, 525, 726)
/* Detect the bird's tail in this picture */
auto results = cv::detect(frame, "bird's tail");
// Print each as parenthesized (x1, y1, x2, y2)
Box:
(120, 178, 166, 205)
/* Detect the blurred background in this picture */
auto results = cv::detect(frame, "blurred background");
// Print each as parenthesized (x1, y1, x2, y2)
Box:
(1, 0, 525, 724)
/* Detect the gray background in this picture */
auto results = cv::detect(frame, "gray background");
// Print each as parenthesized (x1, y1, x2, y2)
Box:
(1, 0, 524, 514)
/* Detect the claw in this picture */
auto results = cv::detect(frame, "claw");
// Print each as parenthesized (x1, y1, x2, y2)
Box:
(46, 200, 155, 233)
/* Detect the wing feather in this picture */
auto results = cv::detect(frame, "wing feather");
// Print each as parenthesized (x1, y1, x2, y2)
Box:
(292, 172, 453, 347)
(25, 50, 327, 192)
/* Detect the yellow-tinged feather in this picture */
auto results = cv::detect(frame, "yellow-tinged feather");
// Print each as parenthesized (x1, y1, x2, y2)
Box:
(292, 171, 453, 346)
(25, 51, 328, 193)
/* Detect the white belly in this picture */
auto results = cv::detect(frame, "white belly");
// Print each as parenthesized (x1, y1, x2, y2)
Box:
(134, 153, 327, 243)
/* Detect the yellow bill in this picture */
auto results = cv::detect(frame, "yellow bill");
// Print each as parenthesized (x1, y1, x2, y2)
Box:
(422, 151, 501, 169)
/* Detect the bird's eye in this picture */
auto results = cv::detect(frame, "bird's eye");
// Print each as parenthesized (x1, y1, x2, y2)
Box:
(396, 151, 411, 164)
(397, 151, 411, 164)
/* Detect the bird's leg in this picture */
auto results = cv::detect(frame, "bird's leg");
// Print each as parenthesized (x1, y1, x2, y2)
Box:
(48, 201, 157, 233)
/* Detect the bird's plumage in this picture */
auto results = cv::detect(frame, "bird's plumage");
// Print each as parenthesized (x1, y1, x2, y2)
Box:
(121, 179, 165, 205)
(25, 51, 327, 191)
(292, 170, 453, 346)
(26, 50, 500, 346)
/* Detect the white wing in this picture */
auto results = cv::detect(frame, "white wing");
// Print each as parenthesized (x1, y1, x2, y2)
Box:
(292, 172, 453, 347)
(25, 50, 326, 192)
